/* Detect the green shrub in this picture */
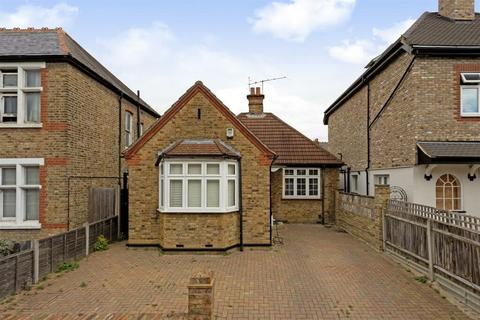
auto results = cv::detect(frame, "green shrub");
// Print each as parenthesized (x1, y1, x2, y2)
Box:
(56, 261, 79, 273)
(0, 240, 14, 257)
(93, 235, 109, 251)
(415, 275, 428, 284)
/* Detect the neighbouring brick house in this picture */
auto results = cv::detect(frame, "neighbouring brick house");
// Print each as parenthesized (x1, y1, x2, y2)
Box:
(124, 82, 341, 251)
(325, 0, 480, 217)
(0, 28, 159, 240)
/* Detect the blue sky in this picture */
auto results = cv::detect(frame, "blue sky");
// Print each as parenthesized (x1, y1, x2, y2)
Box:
(1, 0, 442, 140)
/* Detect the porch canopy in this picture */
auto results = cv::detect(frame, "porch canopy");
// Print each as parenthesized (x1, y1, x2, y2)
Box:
(417, 141, 480, 164)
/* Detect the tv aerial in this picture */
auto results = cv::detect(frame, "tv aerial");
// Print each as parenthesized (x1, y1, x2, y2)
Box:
(248, 76, 287, 92)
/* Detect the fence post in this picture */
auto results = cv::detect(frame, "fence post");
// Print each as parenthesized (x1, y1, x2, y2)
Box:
(85, 223, 90, 256)
(427, 219, 434, 281)
(374, 185, 390, 251)
(33, 239, 39, 284)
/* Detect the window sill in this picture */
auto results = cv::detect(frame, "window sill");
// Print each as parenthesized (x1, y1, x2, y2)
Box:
(0, 123, 43, 129)
(157, 208, 239, 214)
(0, 222, 41, 230)
(282, 197, 322, 201)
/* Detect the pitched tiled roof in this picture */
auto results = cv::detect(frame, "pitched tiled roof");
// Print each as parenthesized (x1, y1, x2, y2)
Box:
(417, 141, 480, 158)
(237, 113, 342, 166)
(0, 28, 159, 117)
(160, 139, 240, 158)
(404, 12, 480, 47)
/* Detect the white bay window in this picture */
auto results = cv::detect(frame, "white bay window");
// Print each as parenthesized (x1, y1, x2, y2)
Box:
(159, 160, 239, 212)
(0, 158, 43, 229)
(283, 168, 321, 199)
(0, 63, 44, 127)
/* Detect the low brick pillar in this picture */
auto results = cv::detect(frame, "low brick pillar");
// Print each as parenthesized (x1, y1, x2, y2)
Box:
(188, 271, 214, 320)
(374, 184, 390, 250)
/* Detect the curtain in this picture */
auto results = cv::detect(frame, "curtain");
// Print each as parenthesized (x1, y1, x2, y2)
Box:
(188, 180, 201, 207)
(228, 180, 235, 207)
(25, 70, 40, 87)
(188, 164, 201, 175)
(169, 180, 183, 207)
(25, 167, 39, 185)
(207, 164, 220, 175)
(207, 180, 220, 207)
(3, 189, 16, 218)
(25, 93, 40, 123)
(4, 96, 17, 114)
(170, 164, 183, 174)
(25, 189, 39, 221)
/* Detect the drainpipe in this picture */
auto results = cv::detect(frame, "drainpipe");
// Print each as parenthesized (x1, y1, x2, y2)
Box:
(347, 167, 351, 193)
(136, 90, 141, 139)
(321, 166, 326, 225)
(366, 82, 371, 195)
(118, 93, 123, 185)
(238, 158, 243, 251)
(269, 156, 278, 245)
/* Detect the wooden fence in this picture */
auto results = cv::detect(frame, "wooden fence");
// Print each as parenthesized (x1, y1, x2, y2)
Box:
(384, 200, 480, 311)
(0, 215, 118, 300)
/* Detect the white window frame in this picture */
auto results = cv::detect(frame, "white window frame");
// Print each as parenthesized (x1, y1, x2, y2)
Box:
(282, 168, 321, 200)
(0, 62, 44, 128)
(0, 158, 44, 229)
(125, 111, 133, 147)
(158, 159, 239, 213)
(374, 174, 390, 185)
(460, 85, 480, 117)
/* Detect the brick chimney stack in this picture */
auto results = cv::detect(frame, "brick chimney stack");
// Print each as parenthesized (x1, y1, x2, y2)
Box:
(439, 0, 475, 20)
(247, 87, 264, 114)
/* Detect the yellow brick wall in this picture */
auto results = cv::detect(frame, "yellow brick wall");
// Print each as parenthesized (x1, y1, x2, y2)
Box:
(127, 90, 272, 249)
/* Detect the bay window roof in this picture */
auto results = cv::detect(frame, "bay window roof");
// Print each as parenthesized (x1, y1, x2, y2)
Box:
(157, 139, 240, 162)
(417, 141, 480, 164)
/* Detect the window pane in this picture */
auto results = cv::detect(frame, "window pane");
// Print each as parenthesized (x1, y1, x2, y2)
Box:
(25, 93, 40, 123)
(297, 178, 306, 196)
(462, 87, 479, 113)
(228, 180, 235, 207)
(297, 169, 306, 176)
(187, 180, 201, 207)
(2, 189, 16, 218)
(160, 179, 164, 207)
(188, 164, 201, 175)
(206, 164, 220, 175)
(309, 178, 319, 196)
(3, 73, 17, 87)
(25, 70, 41, 87)
(169, 180, 183, 207)
(4, 96, 17, 114)
(25, 167, 39, 185)
(285, 178, 294, 196)
(2, 168, 16, 185)
(284, 169, 294, 176)
(309, 169, 319, 176)
(206, 180, 220, 207)
(170, 164, 183, 174)
(25, 189, 39, 221)
(125, 113, 132, 130)
(228, 164, 235, 175)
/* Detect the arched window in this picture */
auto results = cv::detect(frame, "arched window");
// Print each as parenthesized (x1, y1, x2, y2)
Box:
(435, 174, 461, 211)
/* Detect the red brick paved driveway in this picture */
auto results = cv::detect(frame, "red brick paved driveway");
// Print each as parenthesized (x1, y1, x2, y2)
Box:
(0, 225, 470, 319)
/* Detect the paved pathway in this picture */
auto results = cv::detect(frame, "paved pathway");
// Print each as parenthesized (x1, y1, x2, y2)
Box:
(0, 225, 470, 319)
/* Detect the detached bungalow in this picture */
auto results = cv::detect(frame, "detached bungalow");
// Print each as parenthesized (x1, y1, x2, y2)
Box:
(124, 81, 341, 251)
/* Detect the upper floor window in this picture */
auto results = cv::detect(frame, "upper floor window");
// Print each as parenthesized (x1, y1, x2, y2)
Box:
(125, 112, 133, 147)
(0, 63, 43, 127)
(0, 158, 43, 229)
(374, 174, 389, 185)
(159, 160, 238, 212)
(283, 168, 321, 199)
(436, 174, 461, 211)
(139, 122, 144, 136)
(460, 73, 480, 116)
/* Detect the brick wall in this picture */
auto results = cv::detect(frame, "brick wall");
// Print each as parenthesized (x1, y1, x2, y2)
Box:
(0, 61, 158, 241)
(336, 185, 390, 250)
(271, 168, 338, 224)
(127, 90, 272, 248)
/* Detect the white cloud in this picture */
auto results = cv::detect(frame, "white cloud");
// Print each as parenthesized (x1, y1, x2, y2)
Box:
(0, 3, 78, 28)
(328, 18, 415, 65)
(250, 0, 356, 42)
(93, 22, 334, 140)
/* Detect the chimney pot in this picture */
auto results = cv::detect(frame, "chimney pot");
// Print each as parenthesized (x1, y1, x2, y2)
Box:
(247, 87, 265, 114)
(439, 0, 475, 20)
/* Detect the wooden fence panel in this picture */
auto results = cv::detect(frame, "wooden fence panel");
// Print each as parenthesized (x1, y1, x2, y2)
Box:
(0, 250, 33, 298)
(88, 188, 116, 223)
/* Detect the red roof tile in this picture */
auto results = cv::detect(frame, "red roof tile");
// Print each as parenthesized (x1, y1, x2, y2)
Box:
(237, 113, 342, 166)
(160, 139, 240, 158)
